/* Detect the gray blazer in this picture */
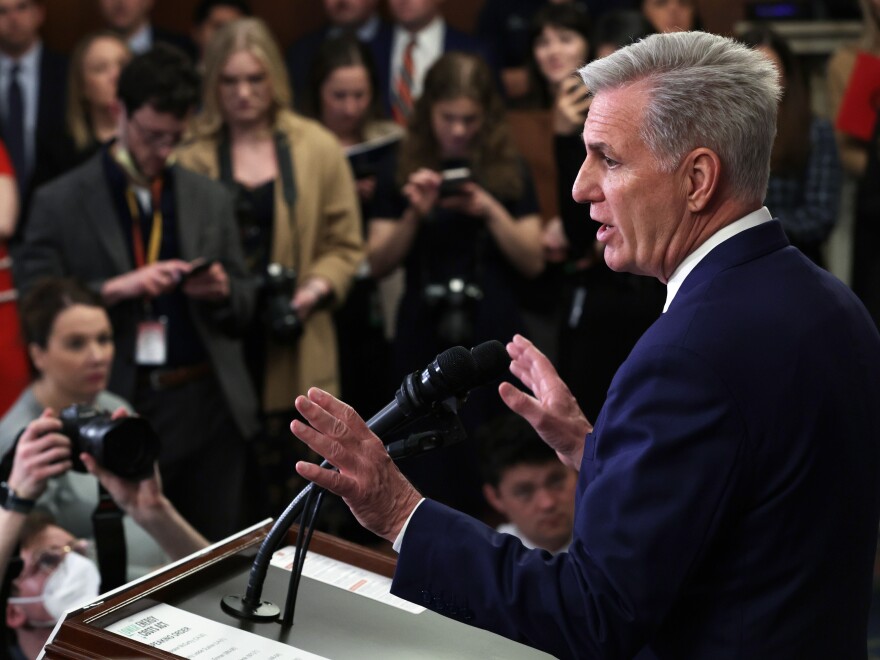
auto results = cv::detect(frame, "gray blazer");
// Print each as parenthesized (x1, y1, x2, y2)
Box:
(15, 151, 260, 439)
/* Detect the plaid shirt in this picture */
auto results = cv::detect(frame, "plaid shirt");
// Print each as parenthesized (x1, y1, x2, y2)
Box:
(764, 118, 842, 245)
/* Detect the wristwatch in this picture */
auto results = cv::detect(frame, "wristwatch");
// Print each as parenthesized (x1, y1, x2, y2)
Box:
(0, 481, 35, 514)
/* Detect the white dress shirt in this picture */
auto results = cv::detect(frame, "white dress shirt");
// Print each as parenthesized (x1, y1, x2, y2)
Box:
(390, 16, 446, 100)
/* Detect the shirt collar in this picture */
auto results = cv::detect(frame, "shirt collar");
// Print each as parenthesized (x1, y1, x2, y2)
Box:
(0, 40, 41, 74)
(327, 14, 380, 41)
(395, 15, 444, 46)
(356, 14, 381, 41)
(663, 206, 772, 312)
(127, 23, 152, 55)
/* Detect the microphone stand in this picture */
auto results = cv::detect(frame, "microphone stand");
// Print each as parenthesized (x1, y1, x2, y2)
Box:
(220, 399, 468, 624)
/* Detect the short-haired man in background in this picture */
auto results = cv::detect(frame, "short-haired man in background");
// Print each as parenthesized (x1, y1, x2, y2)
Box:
(479, 414, 574, 554)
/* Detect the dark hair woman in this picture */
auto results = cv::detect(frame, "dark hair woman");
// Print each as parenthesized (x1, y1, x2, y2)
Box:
(368, 52, 544, 513)
(0, 278, 208, 587)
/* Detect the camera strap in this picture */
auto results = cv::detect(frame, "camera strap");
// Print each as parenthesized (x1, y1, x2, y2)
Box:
(92, 484, 127, 592)
(218, 130, 299, 269)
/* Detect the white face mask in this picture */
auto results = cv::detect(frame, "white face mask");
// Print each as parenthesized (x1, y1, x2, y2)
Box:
(8, 551, 101, 626)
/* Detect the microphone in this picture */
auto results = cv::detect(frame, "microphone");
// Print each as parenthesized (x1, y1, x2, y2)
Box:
(221, 341, 511, 623)
(367, 346, 478, 439)
(470, 339, 509, 385)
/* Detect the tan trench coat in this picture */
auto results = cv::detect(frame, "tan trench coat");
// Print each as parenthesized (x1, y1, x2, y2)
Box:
(176, 110, 364, 412)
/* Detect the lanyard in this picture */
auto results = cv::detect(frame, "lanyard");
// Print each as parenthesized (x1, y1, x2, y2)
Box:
(125, 178, 163, 267)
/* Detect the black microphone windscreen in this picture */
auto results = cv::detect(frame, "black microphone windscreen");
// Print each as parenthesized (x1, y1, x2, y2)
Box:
(471, 340, 509, 384)
(432, 345, 478, 392)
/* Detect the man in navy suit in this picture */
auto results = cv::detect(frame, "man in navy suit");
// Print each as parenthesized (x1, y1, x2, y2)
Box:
(98, 0, 196, 60)
(290, 31, 880, 659)
(0, 0, 66, 221)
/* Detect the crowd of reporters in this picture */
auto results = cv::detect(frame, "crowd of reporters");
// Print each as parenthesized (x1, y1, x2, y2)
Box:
(0, 0, 874, 657)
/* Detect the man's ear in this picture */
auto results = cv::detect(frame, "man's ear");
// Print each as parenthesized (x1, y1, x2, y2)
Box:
(684, 147, 721, 213)
(482, 484, 508, 517)
(6, 602, 26, 630)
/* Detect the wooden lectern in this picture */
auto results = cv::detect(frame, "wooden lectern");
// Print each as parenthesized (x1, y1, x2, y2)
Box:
(42, 521, 551, 659)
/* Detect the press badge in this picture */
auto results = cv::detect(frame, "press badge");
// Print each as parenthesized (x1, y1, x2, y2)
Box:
(136, 317, 168, 365)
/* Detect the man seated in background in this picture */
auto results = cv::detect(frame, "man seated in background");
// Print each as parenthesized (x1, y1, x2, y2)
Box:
(479, 414, 575, 554)
(97, 0, 194, 58)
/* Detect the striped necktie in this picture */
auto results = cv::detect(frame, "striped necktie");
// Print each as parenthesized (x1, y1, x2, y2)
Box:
(392, 36, 417, 126)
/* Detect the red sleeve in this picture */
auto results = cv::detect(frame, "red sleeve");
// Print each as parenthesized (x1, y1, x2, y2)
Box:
(0, 140, 12, 177)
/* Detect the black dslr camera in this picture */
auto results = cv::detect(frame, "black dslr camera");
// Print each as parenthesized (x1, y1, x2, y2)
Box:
(60, 404, 160, 481)
(264, 262, 304, 342)
(423, 277, 484, 347)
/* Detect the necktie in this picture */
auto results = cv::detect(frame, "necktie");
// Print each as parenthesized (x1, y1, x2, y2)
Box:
(4, 64, 27, 193)
(392, 36, 416, 126)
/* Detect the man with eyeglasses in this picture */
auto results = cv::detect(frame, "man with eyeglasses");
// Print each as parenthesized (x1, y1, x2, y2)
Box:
(15, 44, 260, 543)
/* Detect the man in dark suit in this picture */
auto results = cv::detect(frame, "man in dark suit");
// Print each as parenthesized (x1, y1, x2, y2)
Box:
(0, 0, 67, 222)
(380, 0, 499, 122)
(284, 0, 392, 112)
(98, 0, 196, 60)
(16, 45, 259, 542)
(289, 31, 880, 659)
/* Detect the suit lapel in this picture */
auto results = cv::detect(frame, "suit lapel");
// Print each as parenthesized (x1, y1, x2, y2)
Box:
(80, 156, 133, 274)
(672, 220, 791, 309)
(172, 166, 199, 261)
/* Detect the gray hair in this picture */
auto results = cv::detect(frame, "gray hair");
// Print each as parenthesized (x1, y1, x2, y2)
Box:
(578, 31, 781, 202)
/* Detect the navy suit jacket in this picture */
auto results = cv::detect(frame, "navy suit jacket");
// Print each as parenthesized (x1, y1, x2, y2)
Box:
(391, 220, 880, 659)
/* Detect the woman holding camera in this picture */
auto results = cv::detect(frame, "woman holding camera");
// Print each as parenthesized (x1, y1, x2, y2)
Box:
(0, 278, 207, 580)
(370, 52, 543, 377)
(176, 18, 363, 415)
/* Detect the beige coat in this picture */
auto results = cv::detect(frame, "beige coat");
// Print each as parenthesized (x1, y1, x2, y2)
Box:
(177, 111, 364, 411)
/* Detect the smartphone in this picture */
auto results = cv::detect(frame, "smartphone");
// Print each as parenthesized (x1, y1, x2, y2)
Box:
(438, 165, 473, 198)
(182, 259, 215, 281)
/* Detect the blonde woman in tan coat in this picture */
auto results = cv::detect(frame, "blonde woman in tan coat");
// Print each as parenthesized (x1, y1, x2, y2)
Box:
(176, 18, 363, 418)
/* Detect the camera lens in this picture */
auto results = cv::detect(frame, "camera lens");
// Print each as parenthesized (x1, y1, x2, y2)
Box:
(60, 405, 160, 481)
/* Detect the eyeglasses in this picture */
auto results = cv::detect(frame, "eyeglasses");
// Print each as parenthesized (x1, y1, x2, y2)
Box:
(129, 114, 184, 149)
(19, 539, 91, 580)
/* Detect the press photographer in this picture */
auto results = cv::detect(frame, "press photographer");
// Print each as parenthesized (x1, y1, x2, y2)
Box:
(0, 278, 208, 590)
(366, 53, 545, 516)
(368, 52, 544, 379)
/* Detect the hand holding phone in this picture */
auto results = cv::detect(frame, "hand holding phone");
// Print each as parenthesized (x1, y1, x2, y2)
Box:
(181, 258, 215, 281)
